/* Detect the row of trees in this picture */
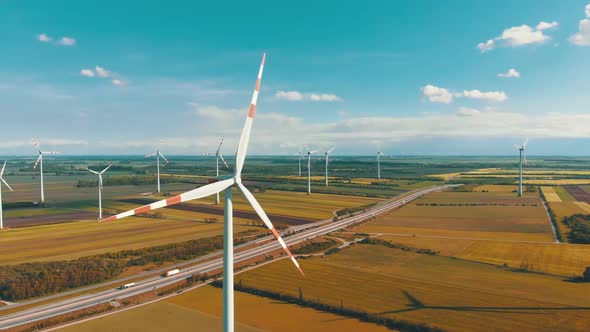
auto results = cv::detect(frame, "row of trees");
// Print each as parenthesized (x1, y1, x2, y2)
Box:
(220, 281, 444, 332)
(562, 214, 590, 244)
(76, 175, 182, 188)
(0, 232, 254, 301)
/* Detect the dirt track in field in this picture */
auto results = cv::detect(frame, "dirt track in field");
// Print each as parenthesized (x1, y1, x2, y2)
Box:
(4, 212, 97, 228)
(120, 198, 316, 226)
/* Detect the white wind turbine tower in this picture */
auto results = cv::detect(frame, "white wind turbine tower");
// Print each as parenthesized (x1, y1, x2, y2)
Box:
(324, 147, 335, 187)
(514, 139, 528, 197)
(100, 54, 303, 332)
(32, 139, 59, 204)
(305, 145, 319, 194)
(297, 149, 304, 177)
(377, 151, 383, 179)
(203, 138, 230, 205)
(87, 164, 112, 220)
(0, 161, 14, 230)
(145, 140, 169, 193)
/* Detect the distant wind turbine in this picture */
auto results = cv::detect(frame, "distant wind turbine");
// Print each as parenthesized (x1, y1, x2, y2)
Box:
(145, 140, 169, 193)
(297, 149, 304, 177)
(514, 139, 528, 197)
(99, 54, 303, 332)
(324, 147, 335, 187)
(0, 161, 14, 230)
(32, 139, 59, 203)
(377, 151, 383, 179)
(305, 145, 318, 194)
(203, 138, 230, 204)
(87, 164, 112, 220)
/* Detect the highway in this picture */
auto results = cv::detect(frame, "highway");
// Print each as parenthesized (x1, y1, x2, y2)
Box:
(0, 184, 456, 329)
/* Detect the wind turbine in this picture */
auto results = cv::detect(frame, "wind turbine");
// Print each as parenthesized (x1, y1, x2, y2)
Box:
(0, 161, 14, 230)
(305, 145, 319, 194)
(99, 54, 303, 332)
(377, 151, 383, 179)
(87, 164, 112, 220)
(297, 150, 304, 177)
(324, 147, 335, 187)
(145, 140, 169, 193)
(203, 138, 230, 205)
(514, 139, 528, 197)
(32, 139, 59, 204)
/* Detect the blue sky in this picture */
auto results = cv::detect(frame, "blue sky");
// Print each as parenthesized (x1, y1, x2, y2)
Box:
(1, 0, 589, 156)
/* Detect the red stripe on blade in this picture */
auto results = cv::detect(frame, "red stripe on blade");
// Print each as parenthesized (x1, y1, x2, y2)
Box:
(166, 195, 182, 205)
(101, 216, 117, 223)
(270, 227, 280, 239)
(135, 205, 151, 214)
(248, 104, 256, 118)
(255, 78, 261, 92)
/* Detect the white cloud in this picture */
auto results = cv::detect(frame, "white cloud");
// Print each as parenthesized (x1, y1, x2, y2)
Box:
(38, 33, 52, 42)
(309, 93, 341, 102)
(477, 39, 496, 52)
(456, 107, 481, 117)
(421, 85, 453, 104)
(58, 37, 76, 46)
(461, 89, 507, 102)
(498, 68, 521, 78)
(477, 21, 557, 52)
(569, 5, 590, 46)
(422, 85, 507, 103)
(95, 66, 110, 78)
(111, 79, 124, 86)
(536, 21, 559, 31)
(276, 90, 304, 101)
(275, 90, 342, 102)
(80, 69, 95, 77)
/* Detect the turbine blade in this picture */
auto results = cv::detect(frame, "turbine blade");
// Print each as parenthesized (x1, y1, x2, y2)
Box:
(237, 182, 304, 275)
(1, 177, 13, 191)
(523, 138, 529, 147)
(100, 178, 234, 223)
(327, 147, 336, 154)
(310, 150, 319, 154)
(0, 161, 5, 177)
(523, 150, 528, 166)
(159, 152, 169, 164)
(33, 155, 42, 169)
(235, 53, 266, 177)
(87, 168, 100, 175)
(100, 164, 112, 174)
(145, 153, 156, 158)
(218, 153, 230, 169)
(216, 137, 224, 154)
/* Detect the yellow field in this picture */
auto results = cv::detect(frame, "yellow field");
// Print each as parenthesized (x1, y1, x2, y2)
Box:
(541, 187, 561, 202)
(376, 234, 590, 276)
(573, 202, 590, 213)
(525, 179, 590, 185)
(235, 245, 590, 332)
(473, 185, 518, 192)
(154, 189, 383, 221)
(64, 285, 392, 332)
(0, 218, 258, 265)
(356, 191, 552, 238)
(1, 190, 380, 265)
(554, 186, 576, 201)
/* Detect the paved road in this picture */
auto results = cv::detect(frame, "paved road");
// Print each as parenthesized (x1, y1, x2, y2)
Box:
(0, 184, 455, 329)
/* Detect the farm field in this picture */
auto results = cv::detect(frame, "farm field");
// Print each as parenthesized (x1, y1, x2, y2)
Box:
(63, 285, 392, 332)
(375, 234, 590, 276)
(541, 187, 561, 202)
(355, 191, 554, 242)
(235, 244, 590, 332)
(0, 218, 260, 265)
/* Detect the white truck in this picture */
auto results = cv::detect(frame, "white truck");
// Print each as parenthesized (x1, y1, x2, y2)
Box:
(119, 282, 136, 289)
(165, 269, 180, 277)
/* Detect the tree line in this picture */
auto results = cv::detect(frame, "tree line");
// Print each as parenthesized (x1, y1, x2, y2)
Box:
(562, 214, 590, 244)
(0, 232, 253, 301)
